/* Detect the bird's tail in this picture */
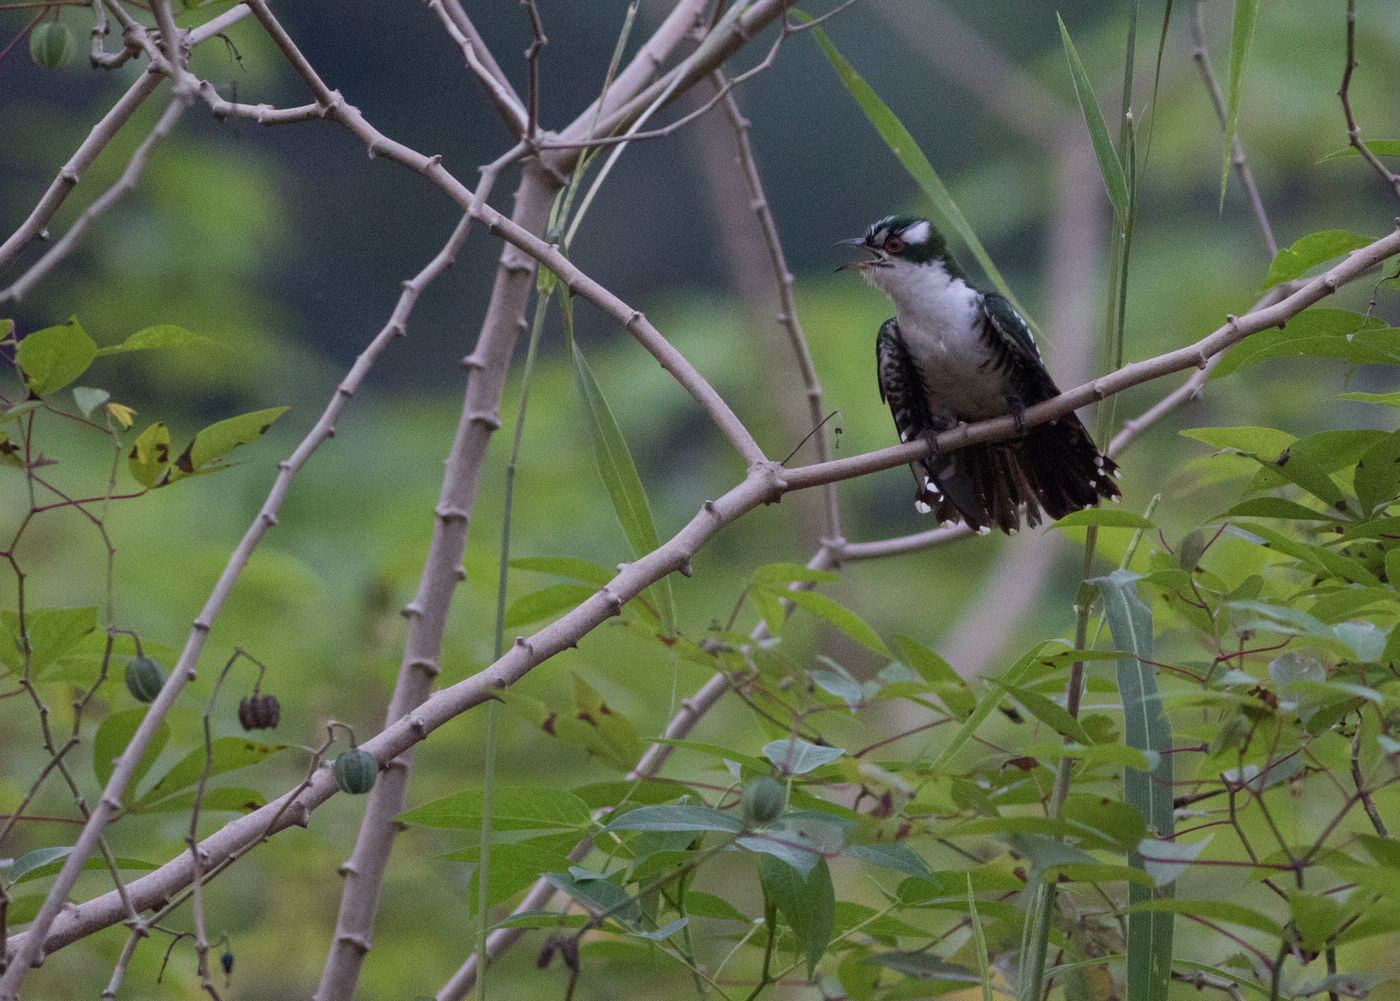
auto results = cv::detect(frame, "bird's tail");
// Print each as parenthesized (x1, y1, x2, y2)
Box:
(919, 415, 1119, 534)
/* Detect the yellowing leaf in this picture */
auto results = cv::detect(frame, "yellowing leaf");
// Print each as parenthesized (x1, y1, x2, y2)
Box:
(128, 422, 170, 488)
(105, 402, 135, 428)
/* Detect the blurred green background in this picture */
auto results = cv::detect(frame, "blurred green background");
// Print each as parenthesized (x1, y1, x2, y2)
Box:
(3, 1, 1400, 997)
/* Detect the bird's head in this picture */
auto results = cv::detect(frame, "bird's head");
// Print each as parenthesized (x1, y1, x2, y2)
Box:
(836, 216, 959, 293)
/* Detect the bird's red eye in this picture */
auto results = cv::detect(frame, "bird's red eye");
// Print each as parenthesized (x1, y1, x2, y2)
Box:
(884, 236, 905, 254)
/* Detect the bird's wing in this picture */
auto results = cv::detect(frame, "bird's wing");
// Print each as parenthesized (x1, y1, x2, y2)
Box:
(877, 319, 977, 522)
(876, 318, 939, 443)
(980, 293, 1062, 403)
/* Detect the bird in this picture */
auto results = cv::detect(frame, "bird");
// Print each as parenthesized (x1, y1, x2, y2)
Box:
(839, 215, 1120, 535)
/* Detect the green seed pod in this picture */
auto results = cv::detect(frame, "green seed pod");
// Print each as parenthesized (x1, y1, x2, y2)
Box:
(124, 656, 167, 703)
(741, 776, 785, 827)
(29, 22, 74, 69)
(332, 748, 377, 794)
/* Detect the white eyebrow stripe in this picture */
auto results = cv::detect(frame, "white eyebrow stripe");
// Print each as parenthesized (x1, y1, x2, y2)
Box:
(901, 219, 931, 245)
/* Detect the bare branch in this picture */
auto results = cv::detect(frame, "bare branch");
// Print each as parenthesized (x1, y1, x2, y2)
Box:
(2, 92, 194, 305)
(716, 74, 841, 540)
(427, 0, 528, 136)
(1338, 0, 1400, 201)
(0, 69, 162, 271)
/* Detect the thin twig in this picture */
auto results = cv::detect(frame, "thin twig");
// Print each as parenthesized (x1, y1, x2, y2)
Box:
(715, 74, 842, 544)
(1338, 0, 1400, 201)
(428, 0, 528, 136)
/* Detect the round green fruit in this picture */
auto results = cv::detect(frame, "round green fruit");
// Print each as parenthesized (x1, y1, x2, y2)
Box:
(741, 776, 785, 826)
(332, 749, 377, 794)
(124, 656, 167, 703)
(30, 22, 74, 69)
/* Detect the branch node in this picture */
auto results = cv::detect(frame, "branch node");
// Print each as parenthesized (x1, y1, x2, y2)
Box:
(513, 636, 536, 656)
(408, 657, 442, 678)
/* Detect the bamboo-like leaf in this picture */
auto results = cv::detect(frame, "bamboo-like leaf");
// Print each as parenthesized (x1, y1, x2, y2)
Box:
(567, 328, 676, 635)
(809, 24, 1027, 319)
(1093, 569, 1172, 1001)
(1219, 0, 1259, 206)
(777, 588, 890, 656)
(1057, 14, 1128, 218)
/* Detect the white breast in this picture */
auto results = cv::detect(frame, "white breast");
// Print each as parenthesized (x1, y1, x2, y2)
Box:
(875, 266, 1005, 420)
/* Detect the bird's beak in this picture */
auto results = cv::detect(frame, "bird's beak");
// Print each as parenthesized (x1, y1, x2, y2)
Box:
(835, 236, 876, 272)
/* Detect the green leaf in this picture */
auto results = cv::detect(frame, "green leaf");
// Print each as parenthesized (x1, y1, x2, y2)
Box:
(1052, 508, 1156, 530)
(1318, 139, 1400, 162)
(92, 707, 169, 797)
(164, 406, 288, 484)
(844, 841, 932, 881)
(545, 870, 639, 927)
(778, 589, 889, 656)
(130, 786, 267, 814)
(750, 562, 840, 588)
(810, 668, 863, 711)
(504, 583, 597, 629)
(509, 556, 616, 587)
(16, 318, 96, 396)
(807, 23, 1027, 317)
(601, 804, 743, 834)
(1208, 308, 1395, 379)
(892, 634, 975, 719)
(1218, 497, 1341, 522)
(1230, 523, 1381, 585)
(568, 672, 641, 771)
(129, 738, 287, 812)
(1262, 230, 1372, 288)
(398, 785, 592, 832)
(0, 607, 97, 679)
(990, 680, 1091, 745)
(759, 853, 835, 979)
(1057, 14, 1127, 218)
(92, 324, 209, 356)
(1338, 390, 1400, 408)
(1127, 897, 1283, 937)
(740, 813, 847, 877)
(3, 846, 74, 886)
(1219, 0, 1258, 207)
(925, 647, 1039, 771)
(127, 422, 170, 488)
(1181, 424, 1295, 454)
(762, 738, 844, 775)
(1093, 569, 1173, 1001)
(1353, 430, 1400, 516)
(860, 951, 981, 987)
(568, 337, 675, 635)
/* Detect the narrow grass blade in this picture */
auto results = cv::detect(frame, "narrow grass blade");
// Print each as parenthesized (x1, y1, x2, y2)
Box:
(1058, 14, 1128, 219)
(1220, 0, 1259, 207)
(564, 298, 676, 634)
